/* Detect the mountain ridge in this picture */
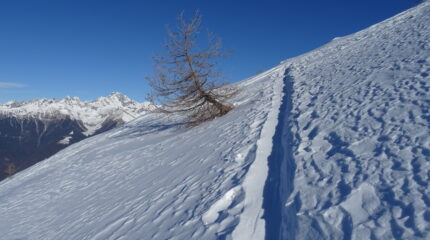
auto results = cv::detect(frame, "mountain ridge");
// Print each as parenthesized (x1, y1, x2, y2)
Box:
(0, 1, 429, 239)
(0, 92, 149, 135)
(0, 92, 148, 181)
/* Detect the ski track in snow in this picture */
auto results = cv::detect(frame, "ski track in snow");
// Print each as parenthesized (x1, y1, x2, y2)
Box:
(262, 68, 299, 240)
(231, 66, 285, 240)
(0, 65, 285, 240)
(0, 2, 430, 240)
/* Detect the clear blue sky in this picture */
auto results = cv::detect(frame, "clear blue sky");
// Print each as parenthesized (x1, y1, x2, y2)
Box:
(0, 0, 418, 103)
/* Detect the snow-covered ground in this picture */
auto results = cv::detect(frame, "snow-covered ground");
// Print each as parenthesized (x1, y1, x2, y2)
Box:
(0, 1, 429, 240)
(0, 65, 286, 239)
(279, 2, 430, 239)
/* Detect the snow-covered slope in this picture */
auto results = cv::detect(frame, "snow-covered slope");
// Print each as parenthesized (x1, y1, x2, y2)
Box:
(0, 66, 285, 239)
(276, 2, 430, 239)
(0, 2, 429, 240)
(0, 92, 148, 135)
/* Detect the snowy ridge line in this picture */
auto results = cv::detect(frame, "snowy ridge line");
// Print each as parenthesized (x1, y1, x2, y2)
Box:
(281, 1, 427, 68)
(232, 64, 286, 240)
(0, 92, 149, 136)
(277, 2, 430, 239)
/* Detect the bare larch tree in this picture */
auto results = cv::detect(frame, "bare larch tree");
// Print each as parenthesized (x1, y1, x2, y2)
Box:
(147, 11, 236, 124)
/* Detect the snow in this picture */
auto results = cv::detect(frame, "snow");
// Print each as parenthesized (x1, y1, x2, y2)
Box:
(0, 1, 429, 239)
(0, 66, 282, 239)
(276, 2, 430, 239)
(340, 183, 380, 226)
(232, 67, 285, 239)
(58, 135, 73, 145)
(202, 186, 243, 225)
(0, 92, 149, 136)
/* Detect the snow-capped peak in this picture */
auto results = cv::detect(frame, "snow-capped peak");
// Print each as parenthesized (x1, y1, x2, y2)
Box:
(1, 2, 429, 240)
(108, 91, 128, 100)
(0, 93, 149, 135)
(94, 92, 136, 108)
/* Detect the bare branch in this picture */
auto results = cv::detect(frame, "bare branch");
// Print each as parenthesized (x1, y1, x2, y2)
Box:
(146, 11, 238, 125)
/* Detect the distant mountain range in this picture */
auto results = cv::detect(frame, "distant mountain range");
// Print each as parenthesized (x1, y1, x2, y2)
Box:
(1, 2, 430, 239)
(0, 92, 148, 181)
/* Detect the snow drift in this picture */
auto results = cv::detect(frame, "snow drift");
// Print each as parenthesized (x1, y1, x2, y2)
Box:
(0, 2, 429, 240)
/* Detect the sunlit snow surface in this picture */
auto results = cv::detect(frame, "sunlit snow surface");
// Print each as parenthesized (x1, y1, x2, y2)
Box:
(0, 66, 285, 239)
(281, 2, 430, 239)
(0, 2, 429, 240)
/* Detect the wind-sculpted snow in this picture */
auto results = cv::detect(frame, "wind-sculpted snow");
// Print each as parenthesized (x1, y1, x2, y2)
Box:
(0, 2, 429, 240)
(0, 66, 284, 239)
(277, 2, 430, 239)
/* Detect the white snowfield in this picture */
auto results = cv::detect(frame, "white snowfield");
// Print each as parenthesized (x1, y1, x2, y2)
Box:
(0, 92, 149, 135)
(0, 2, 429, 240)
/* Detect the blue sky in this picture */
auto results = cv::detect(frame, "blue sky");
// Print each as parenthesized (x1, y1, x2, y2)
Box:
(0, 0, 418, 103)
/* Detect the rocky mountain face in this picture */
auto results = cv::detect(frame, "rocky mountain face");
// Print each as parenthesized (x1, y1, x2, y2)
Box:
(0, 93, 148, 181)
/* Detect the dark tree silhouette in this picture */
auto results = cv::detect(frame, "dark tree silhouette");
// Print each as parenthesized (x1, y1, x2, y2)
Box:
(147, 11, 236, 125)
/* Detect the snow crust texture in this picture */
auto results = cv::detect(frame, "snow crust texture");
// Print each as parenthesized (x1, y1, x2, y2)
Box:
(278, 2, 430, 239)
(0, 67, 283, 239)
(0, 2, 429, 240)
